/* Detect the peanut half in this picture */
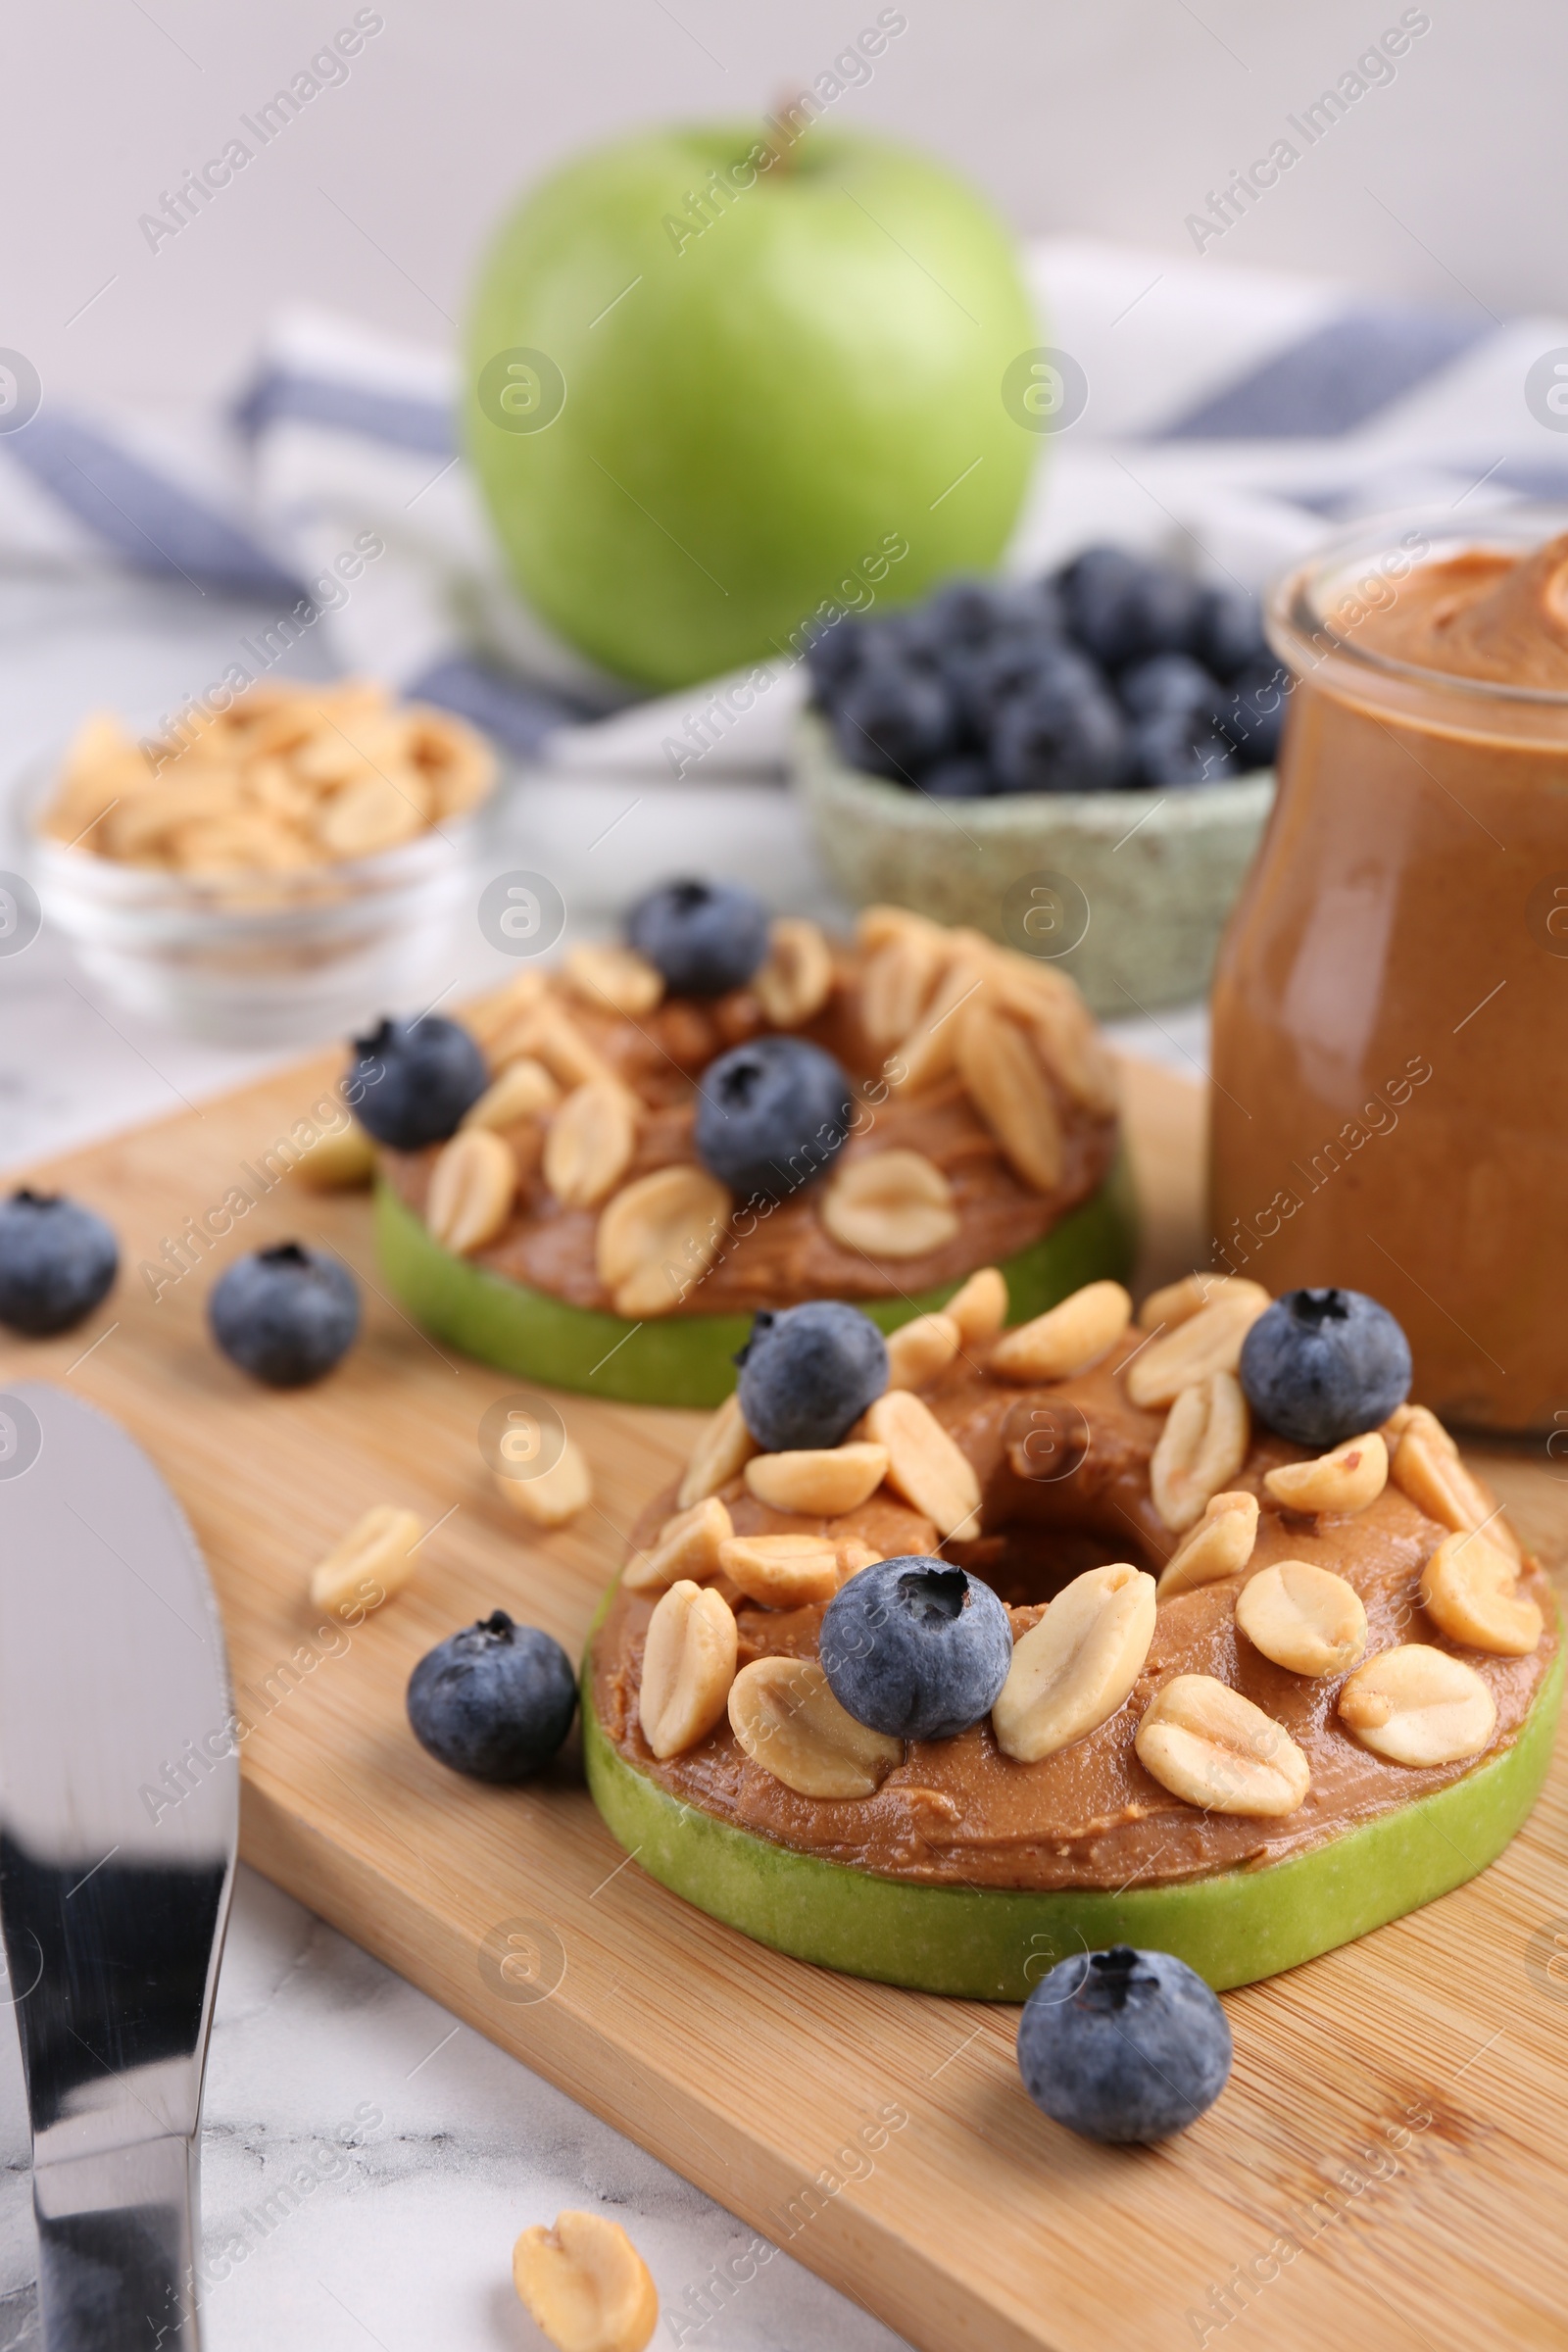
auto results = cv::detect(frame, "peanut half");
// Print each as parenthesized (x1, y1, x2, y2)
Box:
(310, 1504, 422, 1617)
(621, 1495, 733, 1594)
(287, 1120, 376, 1191)
(820, 1149, 958, 1258)
(990, 1280, 1132, 1385)
(1391, 1431, 1522, 1562)
(638, 1580, 738, 1758)
(1124, 1291, 1269, 1410)
(890, 946, 994, 1093)
(564, 941, 664, 1018)
(716, 1532, 841, 1609)
(944, 1264, 1008, 1343)
(862, 1389, 981, 1540)
(544, 1080, 637, 1209)
(1381, 1400, 1457, 1458)
(513, 2210, 658, 2352)
(676, 1391, 758, 1509)
(461, 1055, 562, 1131)
(1419, 1531, 1543, 1656)
(1337, 1643, 1496, 1767)
(992, 1562, 1156, 1763)
(728, 1655, 903, 1799)
(425, 1128, 516, 1253)
(1235, 1560, 1368, 1677)
(1264, 1431, 1388, 1517)
(744, 1442, 889, 1516)
(955, 1004, 1064, 1194)
(885, 1311, 960, 1391)
(494, 1436, 593, 1529)
(1138, 1272, 1270, 1333)
(858, 919, 943, 1053)
(1150, 1372, 1250, 1534)
(1157, 1492, 1260, 1597)
(1135, 1675, 1310, 1816)
(755, 916, 834, 1028)
(596, 1165, 730, 1318)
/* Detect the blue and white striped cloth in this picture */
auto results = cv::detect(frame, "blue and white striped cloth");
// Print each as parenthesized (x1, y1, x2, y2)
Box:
(6, 237, 1567, 773)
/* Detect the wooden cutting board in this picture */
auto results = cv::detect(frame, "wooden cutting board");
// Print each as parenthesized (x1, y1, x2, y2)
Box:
(4, 1054, 1565, 2352)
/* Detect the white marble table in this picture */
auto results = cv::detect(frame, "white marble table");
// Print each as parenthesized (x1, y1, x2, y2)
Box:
(0, 567, 1207, 2349)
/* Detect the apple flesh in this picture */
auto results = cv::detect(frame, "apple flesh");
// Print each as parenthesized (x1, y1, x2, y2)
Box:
(583, 1638, 1562, 1997)
(375, 1158, 1136, 1407)
(465, 124, 1038, 689)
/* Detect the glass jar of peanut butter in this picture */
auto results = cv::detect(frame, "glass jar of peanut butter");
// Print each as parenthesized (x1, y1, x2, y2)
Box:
(1209, 509, 1568, 1433)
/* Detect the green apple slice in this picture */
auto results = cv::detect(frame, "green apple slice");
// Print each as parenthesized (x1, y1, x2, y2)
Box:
(581, 1639, 1562, 1996)
(374, 1153, 1136, 1406)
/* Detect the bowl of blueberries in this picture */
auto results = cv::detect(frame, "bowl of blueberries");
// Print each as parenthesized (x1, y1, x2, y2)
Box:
(795, 542, 1283, 1015)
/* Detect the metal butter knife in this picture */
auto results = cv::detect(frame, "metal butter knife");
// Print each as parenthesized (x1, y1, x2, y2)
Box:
(0, 1383, 237, 2351)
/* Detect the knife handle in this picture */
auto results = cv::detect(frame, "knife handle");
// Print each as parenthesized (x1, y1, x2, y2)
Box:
(33, 2134, 201, 2351)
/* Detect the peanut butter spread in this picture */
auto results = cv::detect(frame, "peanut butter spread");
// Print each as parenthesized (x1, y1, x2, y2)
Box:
(591, 1342, 1556, 1889)
(384, 944, 1118, 1312)
(1348, 532, 1568, 686)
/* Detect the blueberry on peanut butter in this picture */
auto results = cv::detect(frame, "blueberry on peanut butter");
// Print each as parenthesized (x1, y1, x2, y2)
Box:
(348, 1013, 487, 1150)
(1016, 1945, 1232, 2144)
(735, 1298, 888, 1451)
(1240, 1286, 1411, 1449)
(0, 1188, 118, 1336)
(820, 1557, 1012, 1742)
(625, 877, 768, 998)
(694, 1035, 854, 1204)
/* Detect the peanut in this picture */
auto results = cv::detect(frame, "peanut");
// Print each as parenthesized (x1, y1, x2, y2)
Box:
(835, 1536, 883, 1579)
(496, 1000, 621, 1094)
(638, 1580, 738, 1758)
(728, 1655, 903, 1798)
(755, 917, 834, 1028)
(858, 918, 943, 1053)
(1157, 1492, 1259, 1597)
(885, 1311, 960, 1391)
(1391, 1432, 1521, 1562)
(863, 1389, 981, 1540)
(595, 1165, 730, 1318)
(512, 2210, 659, 2352)
(819, 1150, 958, 1258)
(1135, 1675, 1310, 1816)
(744, 1442, 889, 1516)
(1235, 1560, 1368, 1677)
(1419, 1531, 1543, 1656)
(989, 1280, 1132, 1384)
(944, 1265, 1008, 1343)
(310, 1504, 422, 1617)
(287, 1120, 376, 1191)
(890, 950, 992, 1092)
(955, 1004, 1064, 1193)
(1381, 1400, 1457, 1457)
(1337, 1643, 1496, 1767)
(716, 1532, 841, 1608)
(564, 942, 664, 1017)
(676, 1392, 759, 1509)
(461, 1056, 562, 1131)
(1264, 1431, 1388, 1517)
(1024, 984, 1121, 1120)
(466, 968, 548, 1052)
(1138, 1273, 1269, 1333)
(425, 1127, 516, 1253)
(544, 1080, 637, 1209)
(622, 1495, 732, 1594)
(493, 1436, 593, 1529)
(992, 1562, 1156, 1763)
(1150, 1373, 1250, 1534)
(1124, 1291, 1270, 1409)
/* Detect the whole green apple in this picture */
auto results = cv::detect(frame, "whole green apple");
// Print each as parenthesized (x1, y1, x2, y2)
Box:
(465, 121, 1038, 689)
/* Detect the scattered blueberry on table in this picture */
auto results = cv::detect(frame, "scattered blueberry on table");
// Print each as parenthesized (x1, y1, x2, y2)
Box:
(1016, 1946, 1233, 2143)
(626, 877, 769, 997)
(208, 1242, 361, 1388)
(694, 1035, 855, 1204)
(821, 1557, 1014, 1741)
(808, 545, 1283, 796)
(1240, 1287, 1412, 1449)
(407, 1611, 578, 1782)
(0, 1189, 119, 1336)
(348, 1014, 488, 1150)
(735, 1298, 889, 1451)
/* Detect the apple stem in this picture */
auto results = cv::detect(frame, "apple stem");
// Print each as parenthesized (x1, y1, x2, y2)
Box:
(763, 90, 808, 173)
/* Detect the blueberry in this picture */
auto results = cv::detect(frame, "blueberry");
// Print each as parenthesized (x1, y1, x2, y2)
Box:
(1058, 546, 1205, 670)
(991, 670, 1131, 793)
(736, 1299, 888, 1451)
(626, 877, 770, 998)
(1017, 1946, 1232, 2143)
(347, 1015, 487, 1150)
(919, 754, 996, 800)
(0, 1189, 118, 1337)
(819, 1557, 1012, 1741)
(1127, 710, 1239, 790)
(695, 1036, 854, 1203)
(406, 1610, 577, 1783)
(1195, 581, 1268, 678)
(1118, 653, 1226, 725)
(952, 629, 1090, 737)
(922, 576, 1016, 647)
(831, 652, 958, 779)
(1240, 1288, 1411, 1449)
(1218, 661, 1291, 768)
(208, 1242, 360, 1388)
(805, 616, 864, 706)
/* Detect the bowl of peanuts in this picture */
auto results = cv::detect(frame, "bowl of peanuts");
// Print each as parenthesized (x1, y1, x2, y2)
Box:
(29, 678, 498, 1045)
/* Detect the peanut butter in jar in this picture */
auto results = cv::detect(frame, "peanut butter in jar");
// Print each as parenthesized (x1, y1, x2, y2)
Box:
(1209, 512, 1568, 1434)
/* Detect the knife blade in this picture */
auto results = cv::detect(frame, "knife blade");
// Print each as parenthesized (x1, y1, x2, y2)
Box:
(0, 1383, 238, 2351)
